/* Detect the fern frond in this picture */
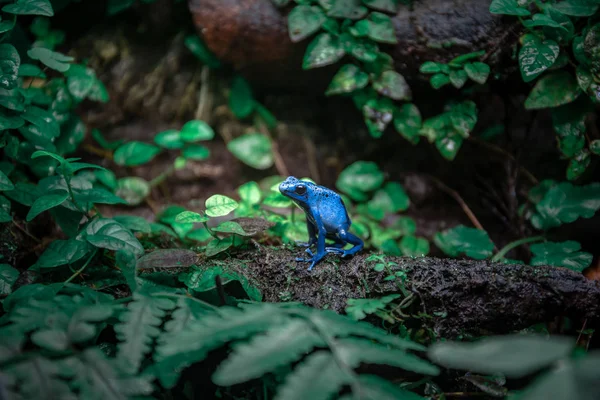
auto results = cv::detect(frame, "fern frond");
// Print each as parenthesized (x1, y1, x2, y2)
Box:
(114, 292, 176, 374)
(72, 348, 154, 400)
(8, 357, 75, 400)
(274, 351, 351, 400)
(336, 338, 440, 376)
(154, 303, 287, 388)
(212, 318, 326, 386)
(339, 375, 426, 400)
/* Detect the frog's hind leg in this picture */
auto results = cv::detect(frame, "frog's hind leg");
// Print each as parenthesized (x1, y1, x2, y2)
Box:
(325, 229, 363, 257)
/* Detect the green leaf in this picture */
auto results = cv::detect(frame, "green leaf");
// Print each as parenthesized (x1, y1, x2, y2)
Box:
(112, 215, 151, 233)
(182, 144, 210, 160)
(35, 238, 92, 268)
(530, 182, 600, 230)
(205, 236, 234, 257)
(435, 133, 464, 161)
(18, 63, 45, 78)
(27, 47, 72, 72)
(362, 96, 395, 138)
(590, 139, 600, 155)
(553, 0, 598, 17)
(114, 293, 176, 373)
(327, 0, 367, 19)
(449, 69, 468, 88)
(84, 218, 144, 256)
(115, 177, 150, 206)
(400, 236, 430, 257)
(2, 0, 54, 16)
(530, 240, 592, 272)
(524, 71, 581, 109)
(174, 211, 209, 223)
(372, 70, 411, 100)
(154, 129, 183, 149)
(336, 161, 384, 202)
(489, 0, 531, 16)
(367, 182, 409, 218)
(113, 141, 161, 166)
(0, 170, 14, 191)
(419, 61, 442, 74)
(288, 5, 326, 42)
(394, 103, 422, 144)
(303, 33, 345, 69)
(26, 190, 68, 221)
(434, 225, 494, 260)
(180, 119, 214, 142)
(345, 294, 399, 320)
(0, 44, 20, 90)
(136, 249, 198, 270)
(353, 12, 397, 44)
(74, 188, 127, 206)
(519, 35, 559, 83)
(205, 194, 239, 217)
(428, 334, 574, 378)
(430, 73, 450, 89)
(0, 264, 18, 296)
(213, 221, 250, 236)
(213, 319, 325, 386)
(0, 195, 11, 222)
(227, 133, 274, 170)
(22, 106, 60, 138)
(325, 64, 369, 95)
(31, 329, 68, 351)
(362, 0, 398, 13)
(63, 64, 96, 102)
(523, 13, 568, 30)
(552, 104, 587, 158)
(56, 116, 86, 155)
(464, 62, 490, 84)
(184, 35, 221, 68)
(567, 149, 591, 181)
(238, 181, 261, 205)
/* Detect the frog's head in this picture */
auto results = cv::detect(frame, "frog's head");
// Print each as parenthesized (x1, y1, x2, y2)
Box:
(279, 176, 311, 205)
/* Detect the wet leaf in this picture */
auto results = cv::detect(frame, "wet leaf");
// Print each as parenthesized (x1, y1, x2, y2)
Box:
(489, 0, 530, 16)
(519, 34, 559, 82)
(2, 0, 54, 16)
(113, 141, 161, 166)
(0, 263, 18, 295)
(325, 64, 369, 95)
(393, 103, 421, 144)
(464, 62, 490, 84)
(336, 161, 384, 202)
(327, 0, 367, 19)
(26, 190, 68, 221)
(205, 194, 239, 217)
(434, 225, 494, 259)
(553, 0, 598, 17)
(303, 33, 345, 69)
(430, 73, 450, 89)
(566, 150, 591, 181)
(227, 133, 274, 170)
(180, 120, 214, 142)
(530, 240, 592, 272)
(154, 129, 184, 149)
(288, 5, 326, 42)
(372, 70, 411, 100)
(523, 13, 568, 30)
(524, 71, 581, 109)
(352, 12, 397, 44)
(449, 69, 468, 88)
(35, 238, 92, 268)
(174, 211, 209, 223)
(0, 44, 20, 90)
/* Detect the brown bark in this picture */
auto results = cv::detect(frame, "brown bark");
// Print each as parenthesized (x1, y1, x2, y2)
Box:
(189, 0, 519, 91)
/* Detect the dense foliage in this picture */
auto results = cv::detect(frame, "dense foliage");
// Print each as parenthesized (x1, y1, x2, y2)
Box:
(0, 0, 599, 399)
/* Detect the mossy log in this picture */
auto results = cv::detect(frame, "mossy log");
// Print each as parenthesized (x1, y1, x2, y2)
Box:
(188, 247, 600, 338)
(189, 0, 519, 91)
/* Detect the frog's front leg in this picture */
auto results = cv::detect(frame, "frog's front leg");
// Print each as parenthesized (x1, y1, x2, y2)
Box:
(295, 212, 327, 270)
(296, 220, 317, 248)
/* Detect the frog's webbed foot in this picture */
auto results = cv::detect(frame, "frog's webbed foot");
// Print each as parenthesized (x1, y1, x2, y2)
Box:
(295, 248, 314, 261)
(296, 251, 326, 270)
(295, 239, 317, 248)
(325, 246, 345, 255)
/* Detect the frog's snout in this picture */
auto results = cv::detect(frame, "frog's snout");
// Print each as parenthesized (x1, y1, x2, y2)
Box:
(279, 176, 297, 194)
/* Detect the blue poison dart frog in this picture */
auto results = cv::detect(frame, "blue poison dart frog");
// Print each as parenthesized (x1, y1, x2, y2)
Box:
(279, 176, 364, 270)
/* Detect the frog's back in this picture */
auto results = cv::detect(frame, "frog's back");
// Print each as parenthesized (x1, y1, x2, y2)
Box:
(311, 184, 351, 230)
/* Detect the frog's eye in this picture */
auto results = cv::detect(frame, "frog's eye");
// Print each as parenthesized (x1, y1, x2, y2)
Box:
(295, 185, 307, 195)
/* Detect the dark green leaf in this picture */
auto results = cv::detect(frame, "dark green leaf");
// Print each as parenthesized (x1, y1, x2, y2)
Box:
(399, 235, 429, 257)
(0, 170, 14, 191)
(113, 141, 161, 166)
(362, 0, 398, 13)
(229, 75, 255, 119)
(325, 64, 369, 95)
(56, 116, 86, 155)
(184, 35, 221, 69)
(35, 238, 92, 268)
(213, 221, 250, 236)
(464, 62, 490, 84)
(27, 47, 72, 72)
(302, 33, 345, 69)
(590, 139, 600, 155)
(553, 0, 598, 17)
(0, 263, 18, 295)
(336, 161, 384, 202)
(227, 133, 274, 169)
(552, 101, 588, 158)
(112, 215, 151, 233)
(18, 63, 45, 78)
(449, 69, 468, 88)
(183, 144, 210, 160)
(327, 0, 367, 19)
(0, 44, 20, 90)
(26, 190, 68, 221)
(419, 61, 442, 74)
(154, 129, 183, 149)
(430, 73, 450, 89)
(519, 34, 559, 83)
(523, 13, 568, 30)
(115, 177, 150, 206)
(524, 71, 581, 109)
(0, 88, 25, 111)
(353, 12, 397, 43)
(489, 0, 531, 16)
(428, 334, 574, 378)
(22, 105, 60, 138)
(372, 70, 411, 100)
(205, 236, 234, 257)
(180, 119, 215, 143)
(530, 240, 592, 272)
(435, 133, 464, 160)
(84, 218, 144, 256)
(288, 5, 326, 42)
(2, 0, 54, 16)
(74, 188, 127, 206)
(31, 330, 68, 351)
(394, 103, 422, 144)
(434, 225, 494, 259)
(0, 195, 11, 222)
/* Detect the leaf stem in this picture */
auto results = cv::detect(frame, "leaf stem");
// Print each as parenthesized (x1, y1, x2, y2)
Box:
(63, 249, 98, 285)
(491, 235, 545, 262)
(149, 164, 176, 188)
